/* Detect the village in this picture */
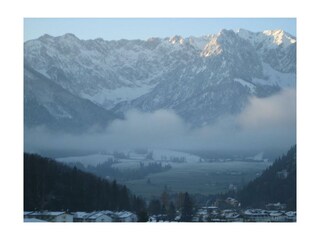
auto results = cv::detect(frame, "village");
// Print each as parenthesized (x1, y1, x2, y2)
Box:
(24, 198, 296, 223)
(24, 210, 138, 222)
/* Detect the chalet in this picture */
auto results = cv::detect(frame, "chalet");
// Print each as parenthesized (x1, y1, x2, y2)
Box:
(24, 211, 33, 218)
(225, 197, 240, 207)
(243, 209, 270, 222)
(86, 211, 113, 222)
(27, 211, 73, 222)
(224, 212, 242, 222)
(73, 212, 89, 222)
(24, 218, 47, 222)
(269, 211, 286, 222)
(115, 211, 137, 222)
(285, 211, 296, 222)
(266, 202, 287, 210)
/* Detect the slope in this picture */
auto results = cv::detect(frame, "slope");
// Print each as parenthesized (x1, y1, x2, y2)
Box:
(24, 64, 118, 133)
(24, 153, 145, 212)
(237, 146, 296, 210)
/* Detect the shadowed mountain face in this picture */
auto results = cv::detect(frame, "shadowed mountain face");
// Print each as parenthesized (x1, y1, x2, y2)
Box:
(24, 65, 117, 133)
(24, 29, 296, 131)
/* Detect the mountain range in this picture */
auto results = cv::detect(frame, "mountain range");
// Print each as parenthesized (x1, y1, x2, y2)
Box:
(24, 28, 296, 132)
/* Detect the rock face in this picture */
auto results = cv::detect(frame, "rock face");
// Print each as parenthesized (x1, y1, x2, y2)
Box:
(24, 28, 296, 130)
(24, 64, 117, 133)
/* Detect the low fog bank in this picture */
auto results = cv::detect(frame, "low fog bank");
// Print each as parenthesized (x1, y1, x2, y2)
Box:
(24, 88, 296, 155)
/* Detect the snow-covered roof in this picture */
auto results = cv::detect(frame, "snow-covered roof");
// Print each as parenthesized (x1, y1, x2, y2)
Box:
(87, 212, 110, 220)
(269, 211, 284, 217)
(24, 218, 46, 222)
(29, 211, 67, 217)
(116, 211, 135, 219)
(285, 211, 296, 217)
(244, 209, 268, 216)
(73, 212, 89, 218)
(225, 213, 240, 219)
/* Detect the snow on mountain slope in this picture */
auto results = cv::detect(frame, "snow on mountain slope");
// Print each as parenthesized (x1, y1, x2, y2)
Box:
(24, 28, 296, 129)
(112, 29, 295, 126)
(24, 34, 199, 109)
(236, 28, 296, 73)
(24, 65, 117, 132)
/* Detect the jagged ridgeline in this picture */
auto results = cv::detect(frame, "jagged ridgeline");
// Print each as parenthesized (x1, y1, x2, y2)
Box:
(237, 146, 296, 210)
(24, 153, 146, 212)
(24, 29, 296, 131)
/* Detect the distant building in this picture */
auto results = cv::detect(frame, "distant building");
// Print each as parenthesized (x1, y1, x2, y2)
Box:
(73, 211, 114, 222)
(24, 218, 47, 222)
(225, 197, 240, 207)
(269, 211, 286, 222)
(114, 211, 137, 222)
(285, 211, 296, 222)
(26, 211, 73, 222)
(266, 202, 287, 210)
(73, 212, 88, 222)
(85, 211, 113, 222)
(243, 209, 270, 222)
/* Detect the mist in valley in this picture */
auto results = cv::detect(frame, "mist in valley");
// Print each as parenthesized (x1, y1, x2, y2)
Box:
(24, 88, 296, 156)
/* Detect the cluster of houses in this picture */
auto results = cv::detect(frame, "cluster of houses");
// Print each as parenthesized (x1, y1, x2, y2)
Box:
(24, 199, 296, 223)
(24, 210, 138, 222)
(149, 199, 296, 222)
(190, 200, 296, 222)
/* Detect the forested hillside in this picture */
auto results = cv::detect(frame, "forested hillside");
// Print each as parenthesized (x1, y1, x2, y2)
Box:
(24, 153, 146, 212)
(238, 146, 296, 210)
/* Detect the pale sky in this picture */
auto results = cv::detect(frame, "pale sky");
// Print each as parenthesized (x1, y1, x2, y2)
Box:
(24, 18, 296, 41)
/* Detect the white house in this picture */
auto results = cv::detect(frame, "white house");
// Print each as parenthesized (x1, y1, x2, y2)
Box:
(285, 211, 296, 222)
(73, 212, 89, 222)
(28, 211, 73, 222)
(86, 212, 113, 222)
(116, 211, 138, 222)
(24, 218, 47, 222)
(269, 211, 287, 222)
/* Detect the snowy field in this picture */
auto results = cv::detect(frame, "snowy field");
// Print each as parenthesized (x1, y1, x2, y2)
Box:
(56, 149, 271, 198)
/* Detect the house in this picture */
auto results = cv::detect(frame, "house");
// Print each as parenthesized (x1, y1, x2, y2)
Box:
(86, 211, 113, 222)
(73, 211, 114, 222)
(115, 211, 138, 222)
(266, 202, 287, 210)
(24, 211, 33, 219)
(224, 212, 242, 222)
(27, 211, 73, 222)
(24, 218, 47, 222)
(225, 197, 240, 207)
(269, 211, 287, 222)
(73, 212, 89, 222)
(243, 209, 270, 222)
(285, 211, 296, 222)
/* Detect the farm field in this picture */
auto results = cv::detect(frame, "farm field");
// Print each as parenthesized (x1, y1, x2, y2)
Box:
(57, 149, 271, 199)
(121, 161, 271, 198)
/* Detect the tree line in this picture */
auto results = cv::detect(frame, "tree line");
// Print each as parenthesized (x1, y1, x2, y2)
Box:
(24, 153, 146, 215)
(24, 153, 195, 221)
(68, 159, 171, 181)
(237, 145, 296, 210)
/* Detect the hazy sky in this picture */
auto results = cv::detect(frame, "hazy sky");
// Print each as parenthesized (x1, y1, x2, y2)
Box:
(24, 18, 296, 41)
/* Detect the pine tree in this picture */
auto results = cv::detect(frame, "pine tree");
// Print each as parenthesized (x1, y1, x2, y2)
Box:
(148, 199, 162, 215)
(181, 192, 193, 222)
(137, 210, 149, 222)
(167, 202, 176, 221)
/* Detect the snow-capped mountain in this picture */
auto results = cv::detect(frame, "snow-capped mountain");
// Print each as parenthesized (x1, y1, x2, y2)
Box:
(24, 28, 296, 130)
(24, 64, 117, 132)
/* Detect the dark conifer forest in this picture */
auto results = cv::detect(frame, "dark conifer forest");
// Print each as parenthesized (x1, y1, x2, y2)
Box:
(237, 146, 296, 210)
(24, 153, 146, 213)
